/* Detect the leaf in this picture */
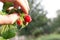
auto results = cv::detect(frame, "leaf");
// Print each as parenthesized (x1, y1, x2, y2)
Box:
(0, 25, 17, 39)
(0, 37, 7, 40)
(2, 2, 13, 12)
(0, 11, 6, 15)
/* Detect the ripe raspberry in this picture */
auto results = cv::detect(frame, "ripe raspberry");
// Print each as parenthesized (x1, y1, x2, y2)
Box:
(24, 15, 32, 22)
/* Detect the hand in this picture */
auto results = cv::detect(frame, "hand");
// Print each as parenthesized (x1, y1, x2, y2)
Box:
(0, 0, 30, 24)
(0, 0, 30, 14)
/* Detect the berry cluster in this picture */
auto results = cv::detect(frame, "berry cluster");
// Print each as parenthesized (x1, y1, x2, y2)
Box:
(17, 14, 32, 26)
(7, 6, 32, 27)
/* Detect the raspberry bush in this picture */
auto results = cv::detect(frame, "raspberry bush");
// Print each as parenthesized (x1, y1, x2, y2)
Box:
(0, 2, 32, 40)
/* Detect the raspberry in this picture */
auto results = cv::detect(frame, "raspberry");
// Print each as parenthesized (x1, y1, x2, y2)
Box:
(17, 19, 22, 26)
(24, 15, 32, 22)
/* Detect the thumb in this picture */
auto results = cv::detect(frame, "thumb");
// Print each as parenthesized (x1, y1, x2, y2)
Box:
(9, 13, 19, 24)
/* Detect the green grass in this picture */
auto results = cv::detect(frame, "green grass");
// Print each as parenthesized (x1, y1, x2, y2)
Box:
(35, 34, 60, 40)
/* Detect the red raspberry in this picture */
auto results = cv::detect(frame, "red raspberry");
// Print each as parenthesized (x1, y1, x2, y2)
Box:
(24, 15, 32, 22)
(17, 19, 22, 26)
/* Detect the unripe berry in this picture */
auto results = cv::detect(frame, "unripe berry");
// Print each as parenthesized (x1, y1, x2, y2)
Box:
(17, 19, 22, 26)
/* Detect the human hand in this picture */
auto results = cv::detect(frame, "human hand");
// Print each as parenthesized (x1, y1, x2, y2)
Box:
(0, 0, 30, 24)
(0, 0, 30, 14)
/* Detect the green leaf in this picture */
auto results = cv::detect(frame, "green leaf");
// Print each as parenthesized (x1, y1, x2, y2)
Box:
(2, 2, 13, 12)
(0, 11, 6, 15)
(0, 25, 17, 39)
(0, 37, 7, 40)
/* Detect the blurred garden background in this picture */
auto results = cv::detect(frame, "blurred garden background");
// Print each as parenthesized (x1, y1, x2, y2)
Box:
(1, 0, 60, 40)
(10, 0, 60, 40)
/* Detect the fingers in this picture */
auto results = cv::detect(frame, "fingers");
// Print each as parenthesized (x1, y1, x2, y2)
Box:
(0, 0, 13, 2)
(14, 0, 29, 14)
(0, 15, 11, 24)
(8, 13, 19, 24)
(0, 0, 30, 24)
(0, 13, 19, 24)
(1, 0, 30, 14)
(14, 1, 19, 8)
(24, 0, 30, 10)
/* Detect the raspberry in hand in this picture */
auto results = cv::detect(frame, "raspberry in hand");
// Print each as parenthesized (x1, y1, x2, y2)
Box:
(24, 15, 32, 23)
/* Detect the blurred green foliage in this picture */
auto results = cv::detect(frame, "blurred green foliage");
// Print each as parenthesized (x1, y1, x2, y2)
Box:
(18, 0, 49, 36)
(18, 0, 60, 39)
(35, 34, 60, 40)
(0, 37, 7, 40)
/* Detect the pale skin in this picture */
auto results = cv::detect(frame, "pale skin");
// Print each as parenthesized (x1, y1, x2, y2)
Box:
(0, 0, 29, 24)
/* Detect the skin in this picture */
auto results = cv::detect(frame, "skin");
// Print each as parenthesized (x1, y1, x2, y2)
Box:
(0, 0, 29, 24)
